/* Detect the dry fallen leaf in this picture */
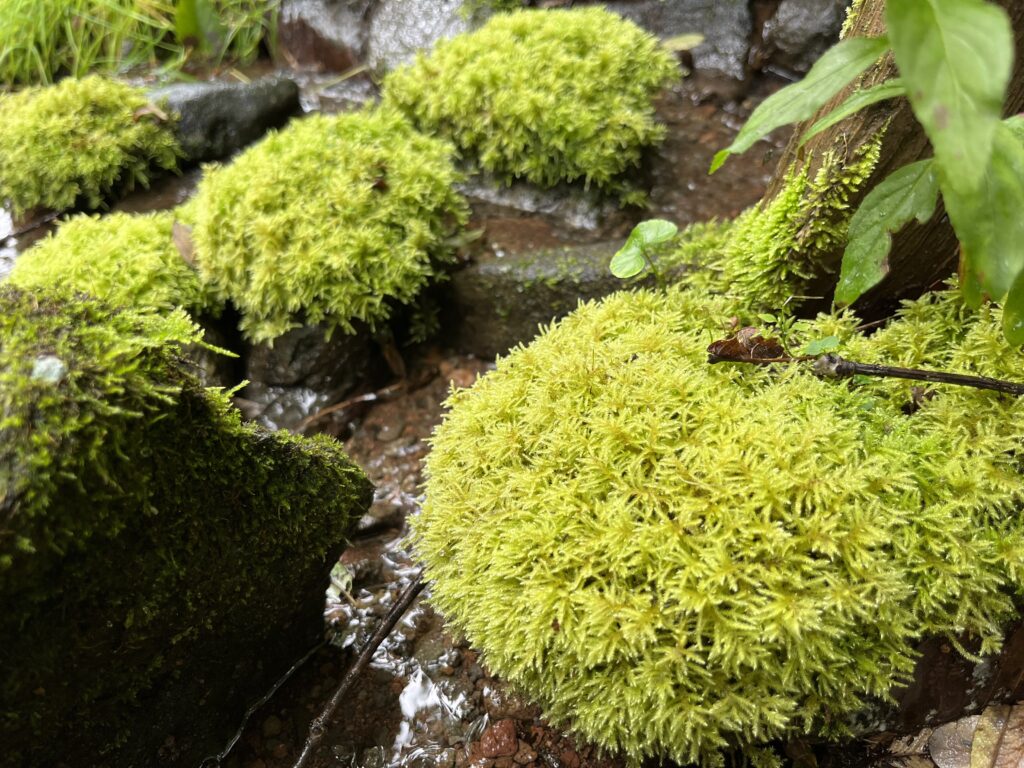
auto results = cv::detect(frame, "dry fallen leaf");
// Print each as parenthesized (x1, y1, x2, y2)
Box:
(172, 222, 196, 268)
(707, 327, 788, 364)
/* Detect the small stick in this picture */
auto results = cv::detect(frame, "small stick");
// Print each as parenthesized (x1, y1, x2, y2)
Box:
(812, 354, 1024, 396)
(293, 380, 406, 434)
(291, 574, 426, 768)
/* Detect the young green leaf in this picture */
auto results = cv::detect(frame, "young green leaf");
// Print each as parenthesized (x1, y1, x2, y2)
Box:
(802, 336, 840, 356)
(610, 244, 646, 279)
(835, 159, 939, 306)
(887, 0, 1012, 194)
(710, 35, 889, 173)
(756, 313, 778, 324)
(944, 122, 1024, 306)
(1002, 270, 1024, 346)
(799, 79, 906, 147)
(632, 219, 678, 247)
(174, 0, 201, 47)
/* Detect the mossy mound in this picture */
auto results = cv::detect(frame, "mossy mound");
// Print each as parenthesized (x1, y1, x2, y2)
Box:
(192, 108, 469, 343)
(8, 210, 214, 315)
(0, 76, 180, 216)
(416, 286, 1024, 765)
(0, 287, 372, 766)
(382, 8, 678, 194)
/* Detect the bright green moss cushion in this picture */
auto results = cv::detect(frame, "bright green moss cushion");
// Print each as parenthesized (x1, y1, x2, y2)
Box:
(382, 7, 679, 194)
(0, 76, 180, 216)
(415, 286, 1024, 765)
(191, 108, 469, 343)
(0, 286, 372, 765)
(9, 209, 213, 314)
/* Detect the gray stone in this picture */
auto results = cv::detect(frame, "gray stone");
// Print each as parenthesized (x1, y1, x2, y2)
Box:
(242, 324, 374, 430)
(366, 0, 470, 72)
(927, 716, 979, 768)
(763, 0, 851, 75)
(603, 0, 751, 80)
(151, 76, 301, 163)
(459, 175, 614, 233)
(278, 0, 372, 71)
(447, 242, 653, 359)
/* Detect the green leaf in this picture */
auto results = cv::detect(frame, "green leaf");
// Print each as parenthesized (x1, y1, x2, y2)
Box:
(835, 159, 939, 306)
(662, 33, 704, 52)
(1003, 265, 1024, 345)
(632, 219, 678, 248)
(799, 79, 906, 147)
(174, 0, 201, 46)
(944, 122, 1024, 305)
(610, 244, 646, 279)
(756, 313, 778, 324)
(803, 336, 840, 356)
(710, 35, 889, 173)
(887, 0, 1012, 194)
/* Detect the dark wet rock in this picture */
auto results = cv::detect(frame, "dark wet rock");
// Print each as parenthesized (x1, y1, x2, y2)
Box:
(241, 324, 375, 430)
(366, 0, 470, 72)
(459, 175, 615, 233)
(602, 0, 752, 80)
(763, 0, 851, 75)
(446, 242, 645, 359)
(278, 0, 372, 71)
(480, 720, 519, 758)
(151, 76, 301, 163)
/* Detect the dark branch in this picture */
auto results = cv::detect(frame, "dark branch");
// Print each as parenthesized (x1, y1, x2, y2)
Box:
(291, 574, 426, 768)
(812, 354, 1024, 396)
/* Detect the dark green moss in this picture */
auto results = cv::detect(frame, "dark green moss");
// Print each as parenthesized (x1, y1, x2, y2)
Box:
(0, 287, 372, 767)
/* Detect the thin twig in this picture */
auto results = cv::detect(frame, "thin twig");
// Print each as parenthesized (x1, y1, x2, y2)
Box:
(293, 380, 407, 434)
(291, 574, 426, 768)
(812, 354, 1024, 396)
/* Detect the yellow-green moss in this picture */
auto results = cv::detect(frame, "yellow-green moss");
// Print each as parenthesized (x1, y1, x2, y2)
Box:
(0, 285, 372, 764)
(382, 8, 679, 194)
(0, 76, 180, 216)
(192, 108, 469, 343)
(688, 136, 883, 311)
(8, 210, 215, 315)
(415, 285, 1024, 766)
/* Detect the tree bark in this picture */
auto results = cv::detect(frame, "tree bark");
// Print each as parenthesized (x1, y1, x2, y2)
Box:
(765, 0, 1024, 319)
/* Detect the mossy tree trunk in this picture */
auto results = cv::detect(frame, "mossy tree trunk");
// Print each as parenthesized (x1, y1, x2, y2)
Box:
(765, 0, 1024, 319)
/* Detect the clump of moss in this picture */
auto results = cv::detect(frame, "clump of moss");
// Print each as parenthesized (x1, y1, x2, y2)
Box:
(415, 286, 1024, 766)
(8, 210, 214, 315)
(687, 136, 883, 310)
(192, 108, 468, 343)
(0, 286, 372, 765)
(0, 76, 180, 216)
(382, 8, 679, 194)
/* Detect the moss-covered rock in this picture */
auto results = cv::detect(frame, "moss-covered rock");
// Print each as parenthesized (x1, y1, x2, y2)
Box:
(0, 76, 180, 216)
(415, 286, 1024, 765)
(192, 108, 469, 343)
(0, 287, 373, 766)
(8, 210, 214, 315)
(382, 7, 679, 195)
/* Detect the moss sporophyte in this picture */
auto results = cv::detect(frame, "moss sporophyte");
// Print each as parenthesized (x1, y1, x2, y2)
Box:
(416, 285, 1024, 766)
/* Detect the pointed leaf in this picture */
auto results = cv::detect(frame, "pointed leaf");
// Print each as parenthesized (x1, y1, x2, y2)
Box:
(1002, 271, 1024, 346)
(835, 159, 938, 305)
(944, 123, 1024, 304)
(710, 35, 890, 173)
(887, 0, 1012, 194)
(610, 244, 646, 279)
(800, 79, 906, 147)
